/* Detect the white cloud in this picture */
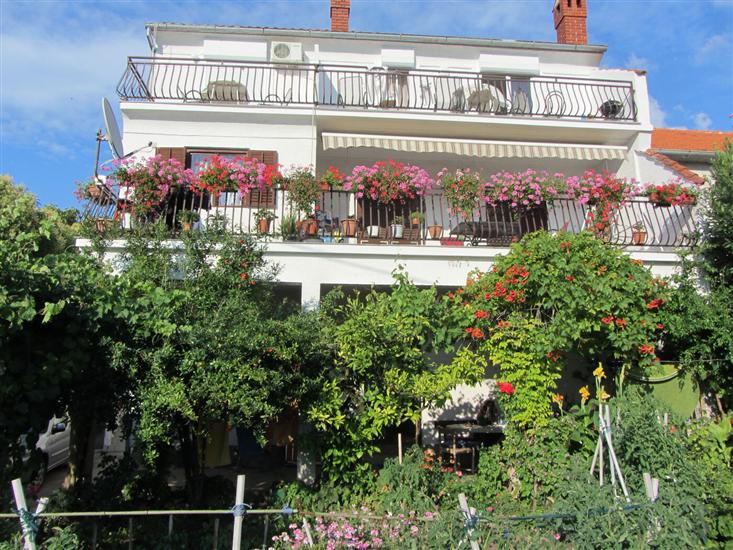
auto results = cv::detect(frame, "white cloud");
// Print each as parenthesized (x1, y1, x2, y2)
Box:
(625, 53, 651, 71)
(695, 34, 731, 64)
(692, 112, 713, 130)
(649, 96, 669, 127)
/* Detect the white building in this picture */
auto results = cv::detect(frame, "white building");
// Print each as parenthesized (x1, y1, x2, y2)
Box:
(81, 0, 707, 456)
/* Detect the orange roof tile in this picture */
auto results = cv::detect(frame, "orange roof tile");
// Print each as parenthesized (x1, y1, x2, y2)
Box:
(652, 128, 733, 152)
(644, 149, 705, 185)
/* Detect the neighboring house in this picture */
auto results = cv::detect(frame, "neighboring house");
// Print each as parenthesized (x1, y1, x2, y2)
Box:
(647, 128, 733, 184)
(79, 1, 708, 455)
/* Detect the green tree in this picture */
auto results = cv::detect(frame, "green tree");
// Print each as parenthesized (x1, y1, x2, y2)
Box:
(703, 141, 733, 287)
(0, 176, 123, 493)
(113, 224, 327, 503)
(309, 272, 483, 485)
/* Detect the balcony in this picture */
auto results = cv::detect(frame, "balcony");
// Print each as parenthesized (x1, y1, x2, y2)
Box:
(117, 57, 638, 122)
(85, 187, 696, 248)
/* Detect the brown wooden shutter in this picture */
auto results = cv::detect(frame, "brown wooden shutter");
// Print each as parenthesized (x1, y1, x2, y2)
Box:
(155, 147, 186, 166)
(242, 150, 278, 208)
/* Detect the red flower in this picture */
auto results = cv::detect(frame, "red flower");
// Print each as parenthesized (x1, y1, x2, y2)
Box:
(475, 310, 489, 319)
(615, 318, 628, 328)
(601, 315, 614, 325)
(240, 272, 247, 280)
(497, 320, 510, 329)
(656, 323, 665, 330)
(647, 299, 663, 310)
(470, 328, 485, 340)
(638, 344, 656, 355)
(565, 275, 574, 282)
(498, 382, 515, 395)
(547, 350, 561, 362)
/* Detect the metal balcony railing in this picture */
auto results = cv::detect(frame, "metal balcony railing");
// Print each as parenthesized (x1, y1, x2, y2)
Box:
(85, 187, 696, 248)
(117, 57, 638, 122)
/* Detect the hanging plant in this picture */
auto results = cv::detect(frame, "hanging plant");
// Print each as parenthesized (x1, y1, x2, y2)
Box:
(344, 160, 434, 204)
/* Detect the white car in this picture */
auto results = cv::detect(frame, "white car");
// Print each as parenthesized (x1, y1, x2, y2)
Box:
(32, 418, 71, 485)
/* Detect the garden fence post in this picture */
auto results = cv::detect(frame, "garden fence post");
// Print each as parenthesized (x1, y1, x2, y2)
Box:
(11, 478, 36, 550)
(398, 433, 403, 465)
(232, 474, 246, 550)
(457, 493, 480, 550)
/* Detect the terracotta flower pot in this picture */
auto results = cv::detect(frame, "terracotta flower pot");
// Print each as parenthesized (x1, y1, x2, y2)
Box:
(632, 230, 647, 245)
(410, 215, 422, 227)
(428, 225, 443, 240)
(301, 218, 318, 236)
(182, 222, 193, 232)
(257, 218, 270, 233)
(340, 219, 358, 237)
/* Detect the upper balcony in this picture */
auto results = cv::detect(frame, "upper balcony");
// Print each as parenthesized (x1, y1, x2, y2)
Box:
(117, 57, 638, 123)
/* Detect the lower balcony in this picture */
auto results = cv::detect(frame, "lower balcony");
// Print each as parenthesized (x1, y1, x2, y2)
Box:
(84, 186, 699, 249)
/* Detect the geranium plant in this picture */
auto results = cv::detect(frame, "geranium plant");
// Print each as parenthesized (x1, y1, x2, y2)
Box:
(107, 155, 194, 216)
(345, 160, 434, 204)
(438, 168, 484, 219)
(484, 170, 565, 210)
(319, 165, 346, 189)
(191, 155, 275, 198)
(646, 180, 698, 206)
(564, 169, 637, 205)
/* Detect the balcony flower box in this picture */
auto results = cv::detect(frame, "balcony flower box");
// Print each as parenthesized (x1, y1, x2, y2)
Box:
(344, 160, 434, 204)
(646, 182, 698, 207)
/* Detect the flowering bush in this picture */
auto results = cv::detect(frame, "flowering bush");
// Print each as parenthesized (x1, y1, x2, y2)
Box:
(269, 513, 428, 550)
(107, 155, 194, 215)
(646, 181, 698, 206)
(484, 170, 564, 210)
(437, 168, 484, 219)
(191, 155, 276, 198)
(344, 161, 434, 204)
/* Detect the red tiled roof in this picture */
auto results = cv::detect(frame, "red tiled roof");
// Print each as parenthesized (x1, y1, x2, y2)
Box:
(644, 149, 705, 185)
(652, 128, 733, 153)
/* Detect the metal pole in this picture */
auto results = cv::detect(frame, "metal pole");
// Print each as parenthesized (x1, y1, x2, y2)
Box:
(168, 514, 173, 539)
(213, 517, 220, 550)
(398, 433, 403, 465)
(11, 478, 36, 550)
(128, 517, 133, 550)
(231, 474, 246, 550)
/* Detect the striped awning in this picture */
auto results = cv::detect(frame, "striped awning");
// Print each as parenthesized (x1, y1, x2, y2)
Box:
(321, 132, 627, 161)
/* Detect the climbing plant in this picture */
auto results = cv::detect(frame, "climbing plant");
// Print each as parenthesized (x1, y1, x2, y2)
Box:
(450, 231, 670, 426)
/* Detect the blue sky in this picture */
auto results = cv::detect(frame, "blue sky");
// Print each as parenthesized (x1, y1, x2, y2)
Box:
(1, 0, 731, 208)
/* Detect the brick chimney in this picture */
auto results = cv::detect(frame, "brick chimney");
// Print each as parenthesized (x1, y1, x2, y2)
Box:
(553, 0, 588, 45)
(331, 0, 350, 32)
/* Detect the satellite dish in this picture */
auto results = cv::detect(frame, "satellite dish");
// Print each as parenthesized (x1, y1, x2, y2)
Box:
(102, 97, 124, 159)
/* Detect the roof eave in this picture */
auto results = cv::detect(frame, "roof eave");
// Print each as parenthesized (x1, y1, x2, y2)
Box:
(144, 23, 608, 55)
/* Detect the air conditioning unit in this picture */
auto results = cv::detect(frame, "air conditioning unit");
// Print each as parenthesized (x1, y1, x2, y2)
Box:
(270, 42, 303, 63)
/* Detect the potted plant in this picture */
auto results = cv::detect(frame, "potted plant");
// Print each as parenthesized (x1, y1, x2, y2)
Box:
(409, 211, 425, 227)
(192, 155, 275, 207)
(646, 182, 698, 207)
(279, 214, 299, 241)
(390, 215, 404, 239)
(319, 165, 346, 191)
(75, 178, 110, 202)
(340, 216, 358, 237)
(285, 166, 320, 215)
(438, 168, 484, 219)
(428, 224, 444, 240)
(631, 222, 647, 245)
(178, 210, 200, 232)
(254, 209, 277, 234)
